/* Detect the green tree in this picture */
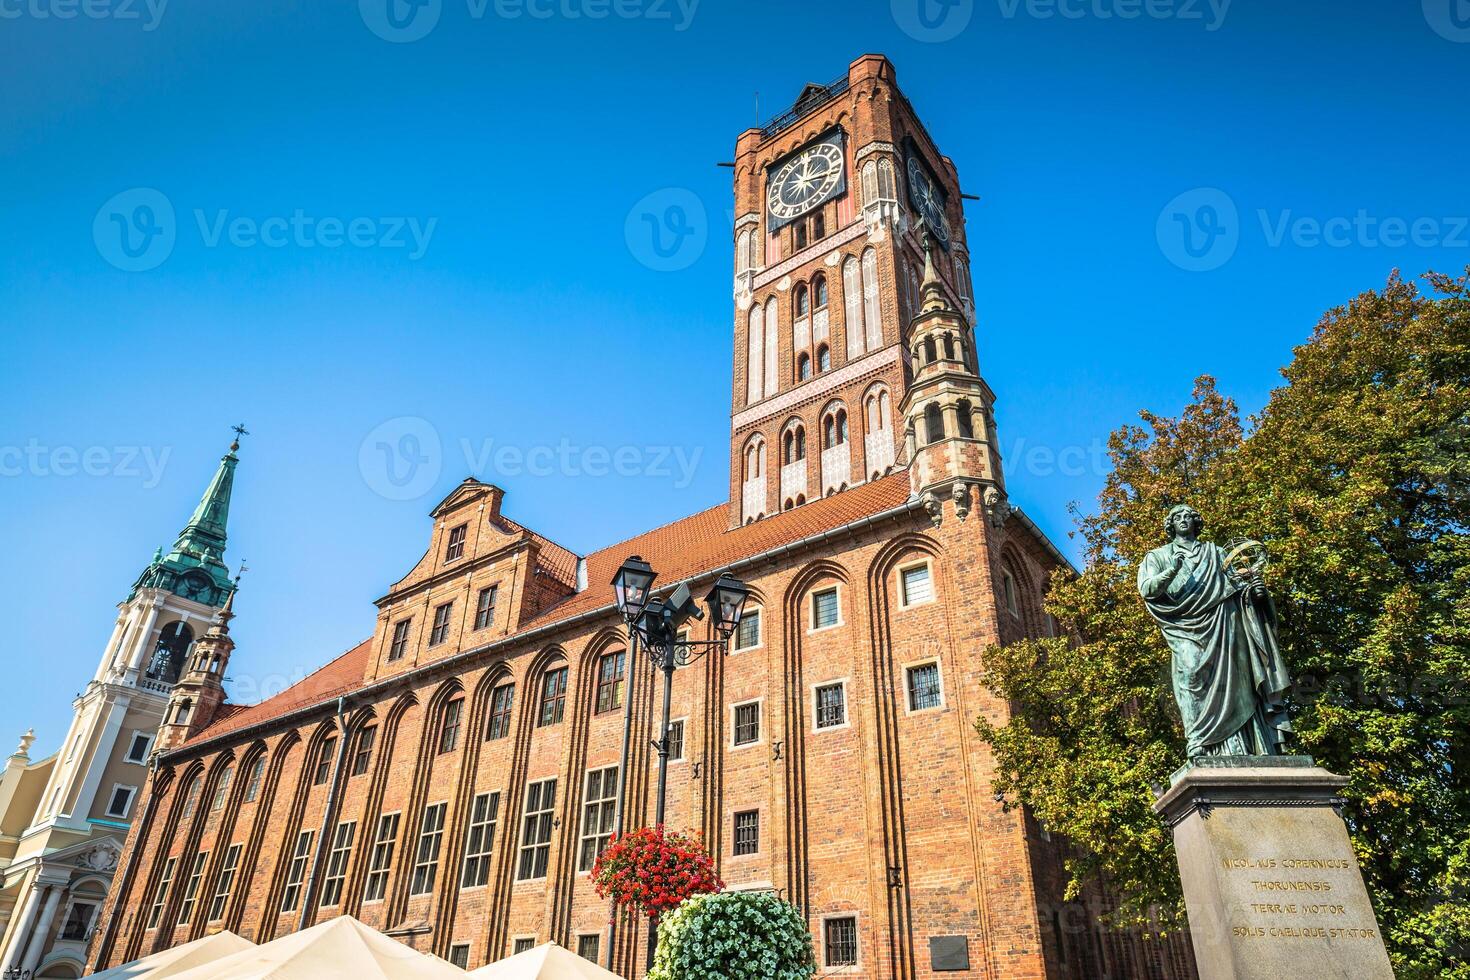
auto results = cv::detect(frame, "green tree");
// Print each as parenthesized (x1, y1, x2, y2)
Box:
(977, 269, 1470, 978)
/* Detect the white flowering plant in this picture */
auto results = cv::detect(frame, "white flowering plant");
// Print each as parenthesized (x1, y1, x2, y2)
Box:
(648, 890, 816, 980)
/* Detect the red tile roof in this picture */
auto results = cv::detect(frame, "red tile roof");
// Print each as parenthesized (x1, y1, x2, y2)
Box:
(184, 474, 915, 749)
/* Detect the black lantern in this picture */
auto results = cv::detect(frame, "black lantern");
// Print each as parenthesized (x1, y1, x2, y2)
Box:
(705, 572, 750, 640)
(611, 555, 656, 624)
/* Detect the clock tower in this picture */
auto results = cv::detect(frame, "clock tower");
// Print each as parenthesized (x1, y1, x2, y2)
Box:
(728, 54, 981, 527)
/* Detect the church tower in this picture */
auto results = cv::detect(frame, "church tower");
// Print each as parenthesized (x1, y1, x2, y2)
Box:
(156, 584, 238, 753)
(0, 432, 245, 977)
(727, 54, 979, 526)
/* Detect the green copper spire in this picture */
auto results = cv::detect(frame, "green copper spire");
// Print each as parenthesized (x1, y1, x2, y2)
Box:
(128, 426, 246, 606)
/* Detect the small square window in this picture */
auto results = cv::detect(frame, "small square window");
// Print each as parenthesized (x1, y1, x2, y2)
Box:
(814, 683, 846, 729)
(733, 810, 759, 856)
(906, 662, 943, 712)
(125, 733, 151, 764)
(734, 607, 761, 650)
(106, 785, 135, 818)
(812, 587, 839, 630)
(825, 916, 858, 967)
(900, 563, 933, 606)
(733, 702, 760, 747)
(576, 934, 600, 962)
(448, 944, 470, 970)
(445, 524, 467, 562)
(513, 937, 536, 955)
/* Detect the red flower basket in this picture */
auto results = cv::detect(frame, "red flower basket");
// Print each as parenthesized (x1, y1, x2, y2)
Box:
(591, 826, 723, 918)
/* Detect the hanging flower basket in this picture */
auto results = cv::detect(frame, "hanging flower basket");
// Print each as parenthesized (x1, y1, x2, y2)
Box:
(591, 826, 723, 918)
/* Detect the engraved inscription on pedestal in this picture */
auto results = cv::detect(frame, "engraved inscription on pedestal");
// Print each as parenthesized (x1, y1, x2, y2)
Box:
(1154, 757, 1395, 980)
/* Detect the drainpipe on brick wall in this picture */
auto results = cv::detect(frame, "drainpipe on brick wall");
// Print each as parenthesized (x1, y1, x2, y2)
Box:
(89, 754, 160, 973)
(298, 697, 350, 930)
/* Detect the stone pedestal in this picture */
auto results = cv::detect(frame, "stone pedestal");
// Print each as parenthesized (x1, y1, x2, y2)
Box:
(1153, 756, 1395, 980)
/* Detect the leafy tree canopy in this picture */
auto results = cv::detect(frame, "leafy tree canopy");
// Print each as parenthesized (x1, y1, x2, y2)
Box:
(977, 269, 1470, 978)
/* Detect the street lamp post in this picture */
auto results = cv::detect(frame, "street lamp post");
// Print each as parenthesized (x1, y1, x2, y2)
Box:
(608, 556, 749, 972)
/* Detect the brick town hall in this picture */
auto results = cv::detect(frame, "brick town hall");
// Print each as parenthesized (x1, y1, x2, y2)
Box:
(71, 55, 1198, 979)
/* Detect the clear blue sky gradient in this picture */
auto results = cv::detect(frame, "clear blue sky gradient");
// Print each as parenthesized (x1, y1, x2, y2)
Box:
(2, 0, 1466, 750)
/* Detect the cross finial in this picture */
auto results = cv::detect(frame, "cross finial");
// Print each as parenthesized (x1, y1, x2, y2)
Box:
(230, 423, 249, 453)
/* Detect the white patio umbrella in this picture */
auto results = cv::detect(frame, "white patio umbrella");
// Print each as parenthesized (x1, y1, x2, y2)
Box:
(469, 942, 623, 979)
(162, 915, 465, 980)
(87, 930, 255, 979)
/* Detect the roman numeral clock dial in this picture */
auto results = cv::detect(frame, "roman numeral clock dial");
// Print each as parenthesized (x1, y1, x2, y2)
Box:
(767, 140, 845, 223)
(906, 154, 952, 246)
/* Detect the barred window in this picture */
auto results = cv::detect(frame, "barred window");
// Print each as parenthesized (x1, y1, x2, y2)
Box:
(208, 843, 242, 921)
(824, 916, 858, 967)
(462, 791, 500, 888)
(439, 697, 463, 755)
(474, 585, 498, 630)
(410, 802, 447, 895)
(352, 726, 376, 777)
(577, 766, 618, 872)
(577, 934, 601, 962)
(666, 719, 685, 762)
(145, 857, 177, 930)
(513, 938, 536, 955)
(734, 702, 760, 746)
(445, 524, 467, 561)
(430, 602, 453, 646)
(175, 851, 209, 925)
(539, 667, 568, 727)
(486, 684, 514, 740)
(363, 813, 400, 902)
(595, 651, 625, 714)
(906, 662, 942, 711)
(449, 945, 470, 970)
(815, 683, 846, 729)
(388, 619, 411, 661)
(517, 779, 557, 880)
(318, 821, 356, 907)
(280, 831, 313, 913)
(733, 810, 758, 856)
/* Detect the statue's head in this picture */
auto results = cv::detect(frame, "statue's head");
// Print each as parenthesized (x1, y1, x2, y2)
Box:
(1165, 504, 1203, 539)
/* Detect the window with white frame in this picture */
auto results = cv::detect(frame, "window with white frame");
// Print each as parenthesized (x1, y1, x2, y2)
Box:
(318, 821, 356, 907)
(175, 850, 209, 925)
(811, 586, 840, 630)
(60, 899, 97, 941)
(814, 683, 847, 730)
(125, 732, 152, 764)
(363, 812, 401, 902)
(733, 810, 759, 856)
(734, 606, 761, 650)
(410, 802, 448, 895)
(733, 702, 761, 747)
(517, 779, 557, 880)
(449, 944, 470, 970)
(899, 562, 934, 607)
(906, 662, 943, 712)
(666, 719, 685, 762)
(824, 915, 859, 967)
(462, 791, 500, 888)
(280, 831, 314, 912)
(513, 937, 536, 955)
(105, 784, 136, 819)
(145, 857, 177, 929)
(577, 766, 618, 872)
(576, 934, 601, 962)
(208, 843, 243, 921)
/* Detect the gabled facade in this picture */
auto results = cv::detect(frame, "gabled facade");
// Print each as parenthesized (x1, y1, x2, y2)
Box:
(90, 56, 1196, 980)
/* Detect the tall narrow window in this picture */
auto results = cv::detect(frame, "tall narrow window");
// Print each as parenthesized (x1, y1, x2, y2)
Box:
(595, 651, 624, 714)
(318, 821, 356, 907)
(733, 702, 761, 746)
(410, 802, 448, 896)
(843, 255, 865, 359)
(538, 667, 568, 727)
(106, 785, 135, 819)
(242, 756, 266, 802)
(825, 917, 859, 967)
(388, 620, 411, 661)
(1002, 569, 1019, 617)
(175, 851, 209, 926)
(211, 765, 233, 811)
(462, 791, 501, 888)
(126, 732, 152, 764)
(735, 607, 761, 651)
(924, 403, 945, 445)
(180, 776, 201, 819)
(313, 737, 336, 786)
(145, 857, 177, 929)
(474, 586, 498, 630)
(517, 779, 557, 880)
(430, 602, 453, 647)
(797, 353, 812, 380)
(445, 524, 467, 561)
(746, 304, 765, 405)
(280, 831, 314, 913)
(816, 344, 831, 373)
(861, 248, 882, 351)
(363, 813, 401, 902)
(733, 810, 759, 856)
(666, 719, 685, 762)
(352, 726, 376, 777)
(439, 697, 463, 754)
(486, 684, 514, 740)
(957, 399, 975, 438)
(906, 662, 943, 711)
(208, 843, 243, 922)
(764, 297, 779, 397)
(577, 766, 618, 872)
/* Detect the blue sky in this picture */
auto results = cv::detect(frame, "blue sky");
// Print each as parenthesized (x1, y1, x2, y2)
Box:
(2, 0, 1466, 751)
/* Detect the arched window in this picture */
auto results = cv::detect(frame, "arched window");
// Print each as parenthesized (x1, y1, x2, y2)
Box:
(812, 210, 825, 240)
(745, 439, 765, 479)
(795, 221, 808, 250)
(147, 622, 194, 685)
(943, 333, 956, 360)
(925, 403, 945, 445)
(746, 303, 765, 405)
(861, 159, 878, 204)
(822, 408, 848, 449)
(816, 344, 830, 373)
(812, 275, 828, 310)
(796, 494, 806, 506)
(736, 229, 753, 274)
(861, 249, 882, 350)
(763, 298, 778, 397)
(843, 256, 864, 359)
(922, 336, 938, 364)
(784, 426, 806, 464)
(836, 409, 848, 444)
(878, 158, 897, 200)
(795, 284, 809, 318)
(957, 399, 975, 439)
(797, 353, 812, 380)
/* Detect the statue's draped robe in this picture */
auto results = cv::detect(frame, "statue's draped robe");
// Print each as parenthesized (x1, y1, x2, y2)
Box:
(1137, 540, 1293, 756)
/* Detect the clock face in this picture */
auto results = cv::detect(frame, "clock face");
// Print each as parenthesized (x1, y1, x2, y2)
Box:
(180, 572, 212, 601)
(906, 156, 951, 245)
(767, 142, 845, 222)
